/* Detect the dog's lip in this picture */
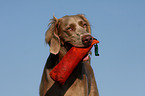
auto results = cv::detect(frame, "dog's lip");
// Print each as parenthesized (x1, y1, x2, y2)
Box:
(83, 54, 89, 61)
(70, 43, 91, 48)
(65, 42, 87, 50)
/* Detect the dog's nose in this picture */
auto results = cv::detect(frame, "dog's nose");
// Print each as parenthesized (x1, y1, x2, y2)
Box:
(82, 35, 93, 46)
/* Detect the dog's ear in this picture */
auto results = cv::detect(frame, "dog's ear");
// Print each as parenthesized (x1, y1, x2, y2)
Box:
(45, 16, 60, 55)
(77, 14, 91, 34)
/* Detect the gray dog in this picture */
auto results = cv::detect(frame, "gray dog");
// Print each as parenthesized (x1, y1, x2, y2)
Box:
(40, 14, 99, 96)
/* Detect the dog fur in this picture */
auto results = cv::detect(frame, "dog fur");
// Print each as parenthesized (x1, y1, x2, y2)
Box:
(39, 14, 99, 96)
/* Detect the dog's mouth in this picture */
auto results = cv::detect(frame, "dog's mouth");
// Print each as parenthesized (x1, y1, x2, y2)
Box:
(83, 54, 89, 61)
(64, 42, 90, 61)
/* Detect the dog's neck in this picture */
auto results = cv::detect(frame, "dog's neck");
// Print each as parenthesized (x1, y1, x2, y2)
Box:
(58, 42, 73, 61)
(59, 46, 68, 61)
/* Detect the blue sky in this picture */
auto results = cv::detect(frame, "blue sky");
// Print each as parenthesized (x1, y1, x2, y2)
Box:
(0, 0, 145, 96)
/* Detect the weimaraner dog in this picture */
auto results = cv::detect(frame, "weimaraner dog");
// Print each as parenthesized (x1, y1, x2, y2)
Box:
(40, 14, 99, 96)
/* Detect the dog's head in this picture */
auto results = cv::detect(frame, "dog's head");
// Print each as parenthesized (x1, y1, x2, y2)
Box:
(45, 14, 93, 55)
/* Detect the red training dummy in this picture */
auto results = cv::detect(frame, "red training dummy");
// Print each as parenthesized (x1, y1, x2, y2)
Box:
(49, 39, 99, 85)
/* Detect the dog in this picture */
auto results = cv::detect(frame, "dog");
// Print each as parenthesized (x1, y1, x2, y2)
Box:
(40, 14, 99, 96)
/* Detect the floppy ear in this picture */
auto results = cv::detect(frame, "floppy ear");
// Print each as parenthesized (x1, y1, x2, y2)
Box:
(77, 14, 91, 34)
(45, 16, 60, 55)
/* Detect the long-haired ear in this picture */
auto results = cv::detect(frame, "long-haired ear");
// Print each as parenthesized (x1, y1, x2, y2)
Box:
(77, 14, 91, 34)
(45, 16, 60, 55)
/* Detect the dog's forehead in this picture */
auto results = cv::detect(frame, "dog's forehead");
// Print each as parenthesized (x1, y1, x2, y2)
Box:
(60, 16, 84, 26)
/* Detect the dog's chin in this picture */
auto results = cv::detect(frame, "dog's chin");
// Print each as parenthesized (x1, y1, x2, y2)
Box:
(64, 42, 90, 61)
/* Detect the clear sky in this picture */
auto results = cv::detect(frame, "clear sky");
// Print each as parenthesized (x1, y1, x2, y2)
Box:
(0, 0, 145, 96)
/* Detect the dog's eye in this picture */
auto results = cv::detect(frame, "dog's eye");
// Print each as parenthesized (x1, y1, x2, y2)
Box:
(67, 27, 73, 31)
(83, 23, 87, 28)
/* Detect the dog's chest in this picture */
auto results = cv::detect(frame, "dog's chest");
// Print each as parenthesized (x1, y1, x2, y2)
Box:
(64, 75, 89, 96)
